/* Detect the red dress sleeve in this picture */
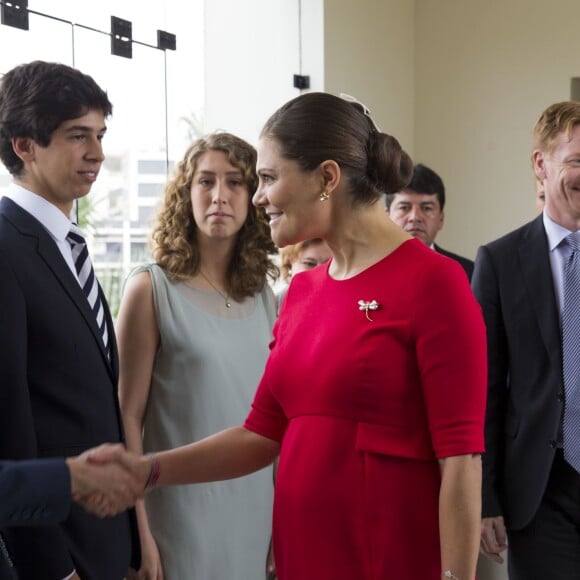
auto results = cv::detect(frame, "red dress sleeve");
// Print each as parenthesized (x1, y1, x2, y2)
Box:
(244, 319, 288, 442)
(413, 257, 487, 458)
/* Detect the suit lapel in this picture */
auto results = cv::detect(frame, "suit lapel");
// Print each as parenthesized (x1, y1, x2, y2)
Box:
(103, 297, 119, 377)
(1, 198, 115, 377)
(518, 216, 561, 368)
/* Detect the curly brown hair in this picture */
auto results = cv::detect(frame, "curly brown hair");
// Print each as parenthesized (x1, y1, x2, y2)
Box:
(151, 132, 278, 300)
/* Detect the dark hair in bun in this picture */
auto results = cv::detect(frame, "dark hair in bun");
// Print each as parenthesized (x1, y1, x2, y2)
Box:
(260, 92, 413, 205)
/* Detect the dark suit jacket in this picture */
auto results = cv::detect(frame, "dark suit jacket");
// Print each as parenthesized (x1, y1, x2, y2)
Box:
(434, 243, 474, 281)
(0, 459, 70, 527)
(0, 198, 139, 580)
(472, 215, 563, 531)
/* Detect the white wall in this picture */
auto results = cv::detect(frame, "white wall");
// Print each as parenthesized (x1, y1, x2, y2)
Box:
(203, 0, 414, 152)
(324, 0, 415, 153)
(203, 0, 324, 145)
(415, 0, 580, 259)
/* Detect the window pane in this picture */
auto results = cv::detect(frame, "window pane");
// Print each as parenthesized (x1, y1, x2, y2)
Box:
(1, 1, 204, 317)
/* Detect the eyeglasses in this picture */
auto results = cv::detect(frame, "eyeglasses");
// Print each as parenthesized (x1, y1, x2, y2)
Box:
(339, 92, 381, 132)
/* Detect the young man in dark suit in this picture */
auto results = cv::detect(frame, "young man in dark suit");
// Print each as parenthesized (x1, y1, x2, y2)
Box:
(0, 61, 140, 580)
(474, 101, 580, 577)
(386, 163, 474, 280)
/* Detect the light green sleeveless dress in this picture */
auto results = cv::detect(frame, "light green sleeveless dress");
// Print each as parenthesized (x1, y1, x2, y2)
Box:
(133, 264, 275, 580)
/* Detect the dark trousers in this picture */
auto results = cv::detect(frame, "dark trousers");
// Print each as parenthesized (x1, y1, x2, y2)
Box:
(508, 450, 580, 579)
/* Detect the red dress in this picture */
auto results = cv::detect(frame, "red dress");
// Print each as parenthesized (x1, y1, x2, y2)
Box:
(244, 239, 487, 580)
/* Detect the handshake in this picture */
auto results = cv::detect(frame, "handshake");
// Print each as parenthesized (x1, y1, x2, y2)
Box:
(67, 444, 153, 518)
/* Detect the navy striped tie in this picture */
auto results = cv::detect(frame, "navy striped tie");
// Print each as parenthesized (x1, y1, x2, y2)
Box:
(562, 231, 580, 472)
(66, 224, 110, 357)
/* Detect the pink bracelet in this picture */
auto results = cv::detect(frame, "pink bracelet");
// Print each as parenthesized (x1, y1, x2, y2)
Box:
(145, 454, 161, 489)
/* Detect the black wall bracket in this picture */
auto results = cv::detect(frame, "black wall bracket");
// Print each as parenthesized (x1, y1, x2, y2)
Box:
(111, 16, 132, 59)
(293, 74, 310, 90)
(1, 0, 29, 31)
(157, 30, 176, 51)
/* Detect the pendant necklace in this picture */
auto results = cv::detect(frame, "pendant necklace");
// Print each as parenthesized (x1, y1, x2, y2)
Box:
(198, 270, 231, 308)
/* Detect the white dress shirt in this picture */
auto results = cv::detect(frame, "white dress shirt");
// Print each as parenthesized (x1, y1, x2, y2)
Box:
(543, 209, 579, 326)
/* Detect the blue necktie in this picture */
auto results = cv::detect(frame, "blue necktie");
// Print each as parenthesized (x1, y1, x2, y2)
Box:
(562, 231, 580, 472)
(66, 224, 110, 357)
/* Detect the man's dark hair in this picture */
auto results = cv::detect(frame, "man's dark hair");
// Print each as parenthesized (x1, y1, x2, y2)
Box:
(0, 61, 113, 176)
(385, 163, 446, 211)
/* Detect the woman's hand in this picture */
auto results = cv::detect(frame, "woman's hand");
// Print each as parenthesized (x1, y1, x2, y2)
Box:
(127, 527, 165, 580)
(266, 536, 276, 579)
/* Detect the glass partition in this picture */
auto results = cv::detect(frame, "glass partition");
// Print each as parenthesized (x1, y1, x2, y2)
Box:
(73, 28, 169, 313)
(0, 1, 204, 315)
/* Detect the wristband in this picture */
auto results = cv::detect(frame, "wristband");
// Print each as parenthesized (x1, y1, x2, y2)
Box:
(145, 454, 161, 489)
(442, 571, 460, 580)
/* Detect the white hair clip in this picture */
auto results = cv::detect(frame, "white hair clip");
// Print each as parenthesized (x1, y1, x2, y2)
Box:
(340, 93, 381, 131)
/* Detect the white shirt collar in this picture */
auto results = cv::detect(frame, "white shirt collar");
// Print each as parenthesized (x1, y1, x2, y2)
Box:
(542, 209, 577, 252)
(5, 183, 74, 242)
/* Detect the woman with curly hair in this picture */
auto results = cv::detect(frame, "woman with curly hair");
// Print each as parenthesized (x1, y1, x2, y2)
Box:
(116, 132, 278, 579)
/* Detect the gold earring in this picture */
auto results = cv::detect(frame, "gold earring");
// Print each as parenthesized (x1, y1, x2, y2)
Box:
(319, 190, 329, 201)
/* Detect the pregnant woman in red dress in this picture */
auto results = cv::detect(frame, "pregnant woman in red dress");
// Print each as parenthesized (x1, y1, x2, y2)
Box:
(139, 92, 487, 580)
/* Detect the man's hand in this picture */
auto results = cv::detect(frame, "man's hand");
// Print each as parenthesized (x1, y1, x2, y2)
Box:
(66, 444, 150, 517)
(480, 516, 508, 563)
